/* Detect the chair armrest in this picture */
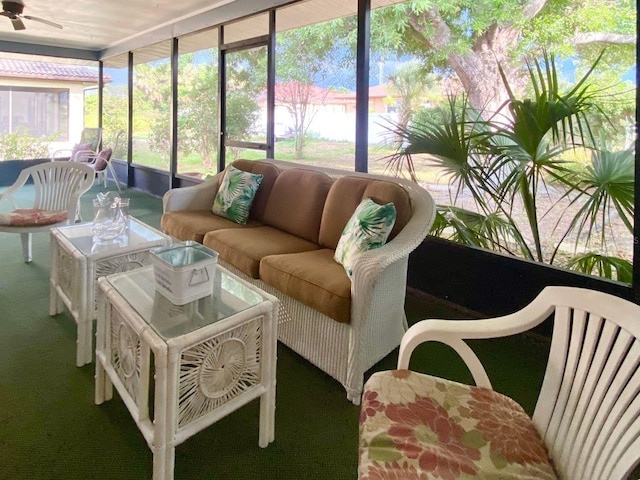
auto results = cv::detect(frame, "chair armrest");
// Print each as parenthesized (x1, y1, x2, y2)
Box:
(0, 168, 31, 210)
(50, 149, 72, 161)
(0, 191, 18, 211)
(162, 174, 222, 212)
(74, 150, 97, 163)
(397, 291, 558, 388)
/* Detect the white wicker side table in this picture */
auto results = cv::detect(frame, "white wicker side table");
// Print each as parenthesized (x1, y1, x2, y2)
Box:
(95, 265, 278, 480)
(49, 217, 170, 366)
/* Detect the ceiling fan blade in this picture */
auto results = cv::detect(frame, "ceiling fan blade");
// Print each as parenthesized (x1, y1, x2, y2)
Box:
(11, 16, 25, 30)
(0, 11, 24, 30)
(23, 15, 62, 29)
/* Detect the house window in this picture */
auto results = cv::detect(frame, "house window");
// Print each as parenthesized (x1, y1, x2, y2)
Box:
(0, 86, 68, 140)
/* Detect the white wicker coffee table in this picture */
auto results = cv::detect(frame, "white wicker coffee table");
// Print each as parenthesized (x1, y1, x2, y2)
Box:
(95, 265, 278, 480)
(49, 217, 170, 366)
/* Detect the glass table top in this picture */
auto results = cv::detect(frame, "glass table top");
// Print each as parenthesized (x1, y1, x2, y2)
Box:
(105, 266, 264, 339)
(56, 217, 166, 255)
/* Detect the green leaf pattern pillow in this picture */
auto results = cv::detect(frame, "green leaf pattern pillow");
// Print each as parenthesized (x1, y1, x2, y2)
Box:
(334, 198, 396, 278)
(212, 165, 263, 225)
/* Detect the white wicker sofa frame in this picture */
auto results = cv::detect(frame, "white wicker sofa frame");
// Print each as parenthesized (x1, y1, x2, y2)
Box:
(162, 159, 436, 404)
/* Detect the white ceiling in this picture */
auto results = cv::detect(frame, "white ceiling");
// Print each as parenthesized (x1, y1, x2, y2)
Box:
(0, 0, 285, 57)
(0, 0, 406, 61)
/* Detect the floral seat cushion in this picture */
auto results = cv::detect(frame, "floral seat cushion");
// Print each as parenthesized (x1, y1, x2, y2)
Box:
(358, 370, 558, 480)
(0, 209, 68, 226)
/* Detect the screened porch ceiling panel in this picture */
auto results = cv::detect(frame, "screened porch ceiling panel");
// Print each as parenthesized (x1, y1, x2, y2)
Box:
(0, 0, 408, 62)
(0, 0, 236, 51)
(123, 0, 409, 64)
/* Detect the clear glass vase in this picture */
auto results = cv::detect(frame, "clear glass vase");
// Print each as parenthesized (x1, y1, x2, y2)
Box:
(92, 193, 129, 242)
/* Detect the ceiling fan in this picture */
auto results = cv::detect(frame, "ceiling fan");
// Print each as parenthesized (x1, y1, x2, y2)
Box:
(0, 0, 62, 30)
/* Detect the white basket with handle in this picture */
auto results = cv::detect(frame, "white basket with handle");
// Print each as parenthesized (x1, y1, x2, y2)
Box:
(151, 241, 218, 305)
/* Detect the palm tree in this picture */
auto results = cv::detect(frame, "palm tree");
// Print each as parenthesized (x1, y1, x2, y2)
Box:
(386, 51, 633, 281)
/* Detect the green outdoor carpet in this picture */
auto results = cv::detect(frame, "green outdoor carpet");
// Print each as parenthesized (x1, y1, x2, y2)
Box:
(0, 182, 551, 480)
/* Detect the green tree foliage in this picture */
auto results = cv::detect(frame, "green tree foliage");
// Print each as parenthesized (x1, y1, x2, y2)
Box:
(386, 61, 435, 137)
(102, 85, 130, 155)
(134, 59, 172, 162)
(178, 51, 219, 171)
(371, 0, 635, 126)
(109, 47, 265, 172)
(224, 46, 267, 155)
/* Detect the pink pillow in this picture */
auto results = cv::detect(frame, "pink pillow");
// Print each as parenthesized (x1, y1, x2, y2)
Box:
(94, 148, 112, 172)
(0, 209, 68, 226)
(71, 143, 94, 161)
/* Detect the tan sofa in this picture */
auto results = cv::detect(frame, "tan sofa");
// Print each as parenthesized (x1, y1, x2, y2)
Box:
(161, 159, 436, 404)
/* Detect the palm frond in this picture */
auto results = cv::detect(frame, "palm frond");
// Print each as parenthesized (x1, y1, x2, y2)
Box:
(562, 148, 634, 250)
(566, 252, 632, 283)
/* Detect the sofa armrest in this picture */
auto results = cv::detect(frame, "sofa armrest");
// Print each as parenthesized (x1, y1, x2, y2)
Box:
(351, 180, 436, 296)
(162, 174, 221, 213)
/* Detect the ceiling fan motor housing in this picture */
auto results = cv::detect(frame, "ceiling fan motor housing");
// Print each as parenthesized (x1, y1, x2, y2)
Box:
(2, 1, 25, 16)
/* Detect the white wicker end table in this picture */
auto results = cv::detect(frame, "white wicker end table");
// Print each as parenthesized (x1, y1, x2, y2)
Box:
(49, 218, 170, 366)
(95, 265, 278, 480)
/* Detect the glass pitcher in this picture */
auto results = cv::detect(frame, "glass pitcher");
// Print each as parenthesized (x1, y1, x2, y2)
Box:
(92, 192, 129, 242)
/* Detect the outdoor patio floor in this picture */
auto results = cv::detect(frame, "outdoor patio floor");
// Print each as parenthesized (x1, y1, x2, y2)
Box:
(0, 182, 553, 479)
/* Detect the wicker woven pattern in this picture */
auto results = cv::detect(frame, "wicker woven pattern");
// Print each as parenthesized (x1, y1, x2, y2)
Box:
(110, 308, 142, 404)
(93, 251, 153, 315)
(164, 159, 436, 404)
(177, 316, 263, 429)
(56, 246, 77, 305)
(95, 267, 279, 480)
(50, 219, 170, 366)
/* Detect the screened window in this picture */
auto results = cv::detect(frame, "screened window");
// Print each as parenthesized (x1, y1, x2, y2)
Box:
(177, 29, 219, 178)
(0, 86, 68, 139)
(103, 54, 130, 162)
(132, 41, 172, 170)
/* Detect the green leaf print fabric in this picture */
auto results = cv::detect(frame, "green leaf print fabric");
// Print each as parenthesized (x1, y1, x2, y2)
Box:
(334, 198, 396, 278)
(212, 165, 263, 225)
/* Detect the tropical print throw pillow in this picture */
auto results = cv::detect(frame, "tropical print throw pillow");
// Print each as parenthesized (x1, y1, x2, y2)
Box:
(212, 165, 264, 225)
(334, 197, 396, 278)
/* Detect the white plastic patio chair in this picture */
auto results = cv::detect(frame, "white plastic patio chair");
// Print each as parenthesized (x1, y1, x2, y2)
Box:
(0, 161, 95, 262)
(358, 286, 640, 480)
(50, 127, 103, 162)
(83, 130, 125, 193)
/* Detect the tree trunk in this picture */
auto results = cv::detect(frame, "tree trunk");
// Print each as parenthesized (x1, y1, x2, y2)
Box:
(404, 0, 633, 117)
(406, 11, 526, 116)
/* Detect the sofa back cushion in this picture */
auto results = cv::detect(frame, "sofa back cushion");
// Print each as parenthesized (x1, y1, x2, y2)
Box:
(319, 176, 412, 250)
(262, 168, 333, 243)
(230, 159, 280, 222)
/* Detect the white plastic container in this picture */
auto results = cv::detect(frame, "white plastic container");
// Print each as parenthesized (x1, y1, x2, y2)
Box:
(150, 241, 219, 305)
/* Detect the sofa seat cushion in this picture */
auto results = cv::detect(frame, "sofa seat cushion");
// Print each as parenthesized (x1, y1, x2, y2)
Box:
(203, 226, 320, 279)
(161, 210, 263, 243)
(359, 370, 558, 480)
(260, 249, 351, 324)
